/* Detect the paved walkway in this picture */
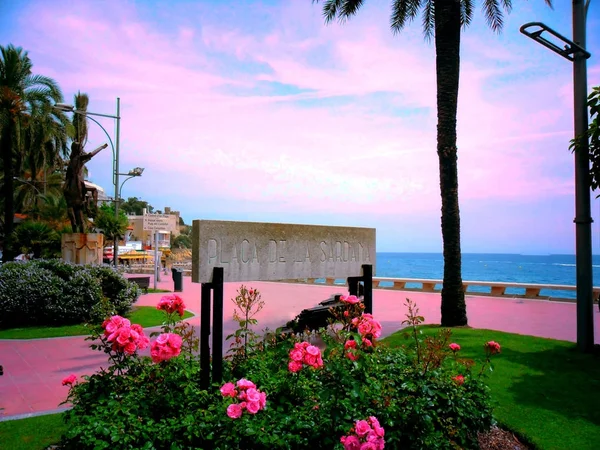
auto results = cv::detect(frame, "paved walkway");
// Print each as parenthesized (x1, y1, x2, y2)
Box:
(1, 275, 599, 420)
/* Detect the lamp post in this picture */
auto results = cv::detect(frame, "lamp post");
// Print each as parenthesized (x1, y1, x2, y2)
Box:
(55, 98, 121, 267)
(117, 167, 144, 199)
(520, 0, 594, 353)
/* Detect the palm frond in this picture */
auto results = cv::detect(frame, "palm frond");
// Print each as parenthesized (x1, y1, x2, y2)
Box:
(318, 0, 344, 23)
(460, 0, 474, 29)
(422, 0, 435, 41)
(391, 0, 423, 33)
(483, 0, 505, 33)
(500, 0, 513, 13)
(340, 0, 365, 18)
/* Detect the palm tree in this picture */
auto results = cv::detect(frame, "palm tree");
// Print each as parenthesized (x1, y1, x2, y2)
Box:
(316, 0, 552, 326)
(0, 44, 64, 262)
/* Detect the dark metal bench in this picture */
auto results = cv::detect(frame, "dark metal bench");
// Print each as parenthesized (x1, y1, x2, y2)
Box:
(281, 294, 346, 333)
(128, 276, 150, 294)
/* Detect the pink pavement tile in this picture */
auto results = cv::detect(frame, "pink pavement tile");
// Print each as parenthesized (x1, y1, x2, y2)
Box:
(1, 274, 600, 419)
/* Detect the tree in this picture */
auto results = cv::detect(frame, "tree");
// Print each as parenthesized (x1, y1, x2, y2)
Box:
(572, 86, 600, 194)
(315, 0, 552, 326)
(120, 196, 154, 215)
(12, 220, 58, 259)
(0, 44, 64, 262)
(93, 203, 128, 249)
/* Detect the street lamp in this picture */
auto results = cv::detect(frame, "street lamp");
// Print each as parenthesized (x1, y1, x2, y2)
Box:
(520, 0, 594, 352)
(55, 98, 121, 267)
(117, 167, 144, 199)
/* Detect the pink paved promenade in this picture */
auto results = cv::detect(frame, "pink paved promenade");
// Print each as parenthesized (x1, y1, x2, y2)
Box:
(1, 274, 599, 420)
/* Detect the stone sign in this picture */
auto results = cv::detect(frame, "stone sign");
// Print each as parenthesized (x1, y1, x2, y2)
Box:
(192, 220, 376, 283)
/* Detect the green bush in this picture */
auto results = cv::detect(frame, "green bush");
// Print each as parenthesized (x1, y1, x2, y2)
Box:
(0, 260, 140, 328)
(59, 294, 496, 449)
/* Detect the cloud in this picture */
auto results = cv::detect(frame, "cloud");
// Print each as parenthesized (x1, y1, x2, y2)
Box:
(5, 0, 600, 253)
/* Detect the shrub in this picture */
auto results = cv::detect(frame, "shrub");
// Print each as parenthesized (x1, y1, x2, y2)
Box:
(60, 294, 497, 449)
(0, 260, 140, 328)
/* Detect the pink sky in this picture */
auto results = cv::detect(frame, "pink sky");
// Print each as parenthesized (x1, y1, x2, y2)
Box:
(2, 0, 599, 253)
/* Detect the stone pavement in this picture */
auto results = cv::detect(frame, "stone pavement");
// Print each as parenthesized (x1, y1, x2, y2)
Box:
(1, 274, 599, 420)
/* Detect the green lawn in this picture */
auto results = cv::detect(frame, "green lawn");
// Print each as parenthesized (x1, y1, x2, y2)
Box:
(0, 306, 194, 339)
(0, 413, 67, 450)
(147, 288, 172, 293)
(384, 326, 600, 450)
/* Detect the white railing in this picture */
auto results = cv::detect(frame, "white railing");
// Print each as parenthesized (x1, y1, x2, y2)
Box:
(174, 272, 599, 302)
(280, 277, 600, 303)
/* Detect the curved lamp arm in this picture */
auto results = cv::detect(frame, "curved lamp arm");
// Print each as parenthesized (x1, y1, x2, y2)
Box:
(72, 111, 117, 185)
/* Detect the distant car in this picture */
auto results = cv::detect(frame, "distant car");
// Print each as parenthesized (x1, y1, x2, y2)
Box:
(103, 248, 113, 264)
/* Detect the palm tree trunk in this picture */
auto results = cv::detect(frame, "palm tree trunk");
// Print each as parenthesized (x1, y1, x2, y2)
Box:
(434, 0, 467, 326)
(1, 119, 15, 263)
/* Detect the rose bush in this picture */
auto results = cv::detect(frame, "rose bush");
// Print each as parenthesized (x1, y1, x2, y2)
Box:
(59, 291, 497, 449)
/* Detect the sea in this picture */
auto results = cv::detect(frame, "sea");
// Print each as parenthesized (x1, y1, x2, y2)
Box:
(375, 253, 600, 299)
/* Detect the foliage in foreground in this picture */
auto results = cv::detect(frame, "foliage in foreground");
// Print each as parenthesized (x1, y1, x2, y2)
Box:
(386, 326, 600, 450)
(59, 288, 498, 449)
(0, 413, 68, 450)
(0, 259, 140, 328)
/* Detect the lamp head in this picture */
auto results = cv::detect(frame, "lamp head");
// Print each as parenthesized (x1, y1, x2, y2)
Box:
(54, 103, 75, 112)
(129, 167, 144, 176)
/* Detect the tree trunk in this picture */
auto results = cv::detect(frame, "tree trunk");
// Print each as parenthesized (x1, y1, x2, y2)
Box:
(434, 0, 467, 326)
(1, 119, 15, 263)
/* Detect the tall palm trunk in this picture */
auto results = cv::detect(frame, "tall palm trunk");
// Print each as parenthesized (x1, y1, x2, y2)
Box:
(435, 0, 467, 326)
(1, 119, 15, 263)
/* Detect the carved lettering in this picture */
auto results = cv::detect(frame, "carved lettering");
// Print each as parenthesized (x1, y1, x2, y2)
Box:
(335, 241, 342, 262)
(241, 239, 251, 263)
(278, 240, 286, 262)
(192, 220, 375, 283)
(268, 240, 277, 263)
(252, 243, 259, 263)
(320, 241, 327, 262)
(349, 243, 357, 262)
(208, 239, 218, 264)
(231, 243, 238, 264)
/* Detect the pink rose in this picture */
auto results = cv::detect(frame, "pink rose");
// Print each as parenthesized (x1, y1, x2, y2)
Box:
(341, 435, 361, 450)
(346, 352, 359, 361)
(304, 354, 317, 367)
(359, 442, 378, 450)
(245, 388, 261, 403)
(220, 382, 237, 397)
(449, 343, 461, 352)
(355, 420, 371, 437)
(341, 295, 360, 305)
(62, 374, 77, 386)
(226, 403, 243, 419)
(123, 342, 137, 355)
(485, 341, 501, 354)
(236, 378, 256, 390)
(344, 340, 357, 350)
(290, 349, 304, 362)
(238, 391, 247, 401)
(362, 338, 373, 348)
(258, 391, 267, 408)
(156, 333, 169, 345)
(288, 361, 303, 373)
(246, 401, 260, 414)
(453, 375, 465, 386)
(168, 333, 183, 350)
(344, 310, 350, 317)
(306, 345, 320, 356)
